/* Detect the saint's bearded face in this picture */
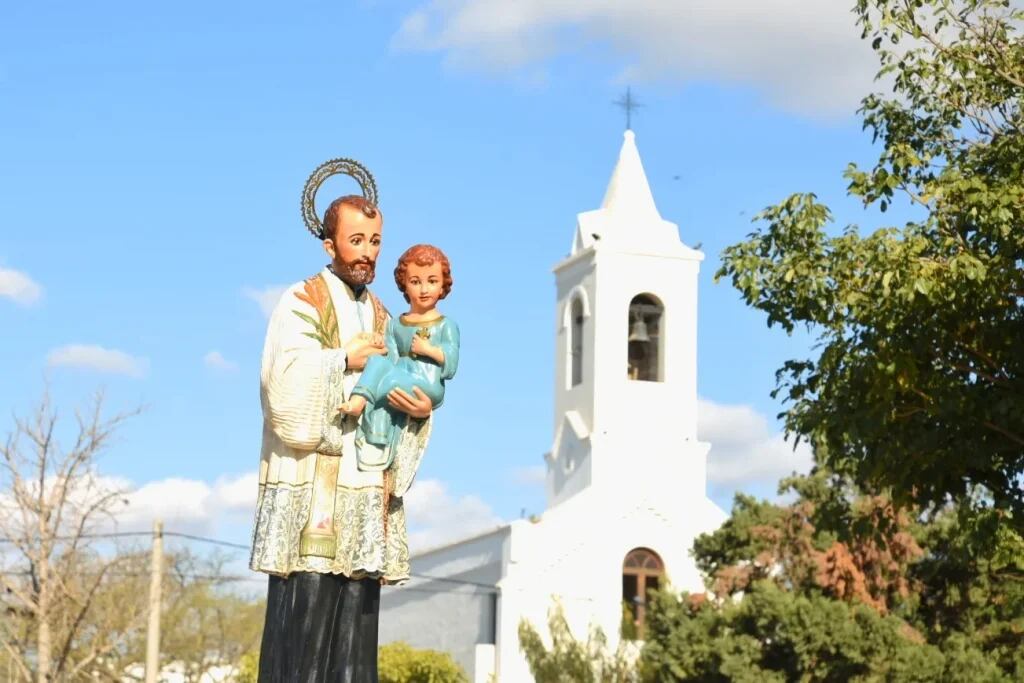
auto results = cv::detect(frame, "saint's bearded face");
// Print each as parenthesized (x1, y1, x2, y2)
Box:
(334, 254, 377, 285)
(324, 203, 383, 287)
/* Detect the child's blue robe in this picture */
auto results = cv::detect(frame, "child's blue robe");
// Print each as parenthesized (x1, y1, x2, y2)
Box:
(351, 315, 459, 470)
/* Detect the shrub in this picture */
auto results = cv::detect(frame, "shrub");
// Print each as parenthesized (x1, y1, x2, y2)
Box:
(378, 641, 468, 683)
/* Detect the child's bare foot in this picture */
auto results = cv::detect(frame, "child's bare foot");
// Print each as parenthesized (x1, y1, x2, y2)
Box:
(339, 395, 367, 416)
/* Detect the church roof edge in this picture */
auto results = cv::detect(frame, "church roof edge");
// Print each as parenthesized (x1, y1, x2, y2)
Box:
(408, 523, 511, 560)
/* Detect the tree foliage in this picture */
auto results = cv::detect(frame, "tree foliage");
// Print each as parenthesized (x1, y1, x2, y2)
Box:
(518, 601, 638, 683)
(378, 641, 468, 683)
(233, 651, 259, 683)
(0, 392, 265, 681)
(640, 581, 1006, 683)
(667, 471, 1024, 680)
(0, 392, 146, 681)
(158, 554, 264, 682)
(910, 499, 1024, 674)
(715, 0, 1024, 523)
(693, 472, 923, 615)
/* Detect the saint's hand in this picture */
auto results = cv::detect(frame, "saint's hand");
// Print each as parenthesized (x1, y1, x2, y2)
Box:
(387, 387, 432, 419)
(344, 333, 386, 370)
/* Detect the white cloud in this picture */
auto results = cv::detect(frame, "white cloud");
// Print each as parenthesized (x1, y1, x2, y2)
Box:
(112, 473, 264, 592)
(404, 478, 505, 551)
(393, 0, 878, 116)
(0, 472, 133, 541)
(203, 350, 238, 373)
(0, 472, 258, 585)
(0, 267, 42, 306)
(243, 285, 288, 319)
(113, 473, 504, 561)
(212, 473, 259, 513)
(118, 472, 258, 536)
(47, 344, 148, 378)
(699, 397, 812, 495)
(101, 472, 500, 554)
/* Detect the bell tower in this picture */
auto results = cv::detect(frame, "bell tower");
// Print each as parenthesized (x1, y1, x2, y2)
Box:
(546, 131, 709, 507)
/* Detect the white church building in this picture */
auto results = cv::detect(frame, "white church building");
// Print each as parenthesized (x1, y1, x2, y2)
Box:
(379, 130, 727, 682)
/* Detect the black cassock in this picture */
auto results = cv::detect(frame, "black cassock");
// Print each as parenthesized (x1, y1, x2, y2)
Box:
(258, 572, 381, 683)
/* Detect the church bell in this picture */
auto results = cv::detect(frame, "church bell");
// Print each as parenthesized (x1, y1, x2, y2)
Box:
(628, 316, 650, 343)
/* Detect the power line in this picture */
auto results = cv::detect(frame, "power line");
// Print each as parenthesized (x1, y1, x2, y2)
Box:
(405, 574, 499, 591)
(390, 586, 498, 596)
(0, 531, 249, 550)
(1, 529, 500, 591)
(162, 532, 249, 550)
(0, 569, 258, 582)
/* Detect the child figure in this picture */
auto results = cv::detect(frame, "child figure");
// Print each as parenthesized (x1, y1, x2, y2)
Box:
(340, 244, 460, 471)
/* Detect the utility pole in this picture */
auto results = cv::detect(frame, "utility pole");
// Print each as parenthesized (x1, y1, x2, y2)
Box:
(145, 520, 163, 683)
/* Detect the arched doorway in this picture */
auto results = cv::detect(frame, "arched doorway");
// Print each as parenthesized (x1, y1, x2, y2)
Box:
(622, 547, 664, 639)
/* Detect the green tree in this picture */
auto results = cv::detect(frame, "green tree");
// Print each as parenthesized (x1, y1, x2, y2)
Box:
(378, 641, 467, 683)
(233, 651, 259, 683)
(715, 0, 1024, 524)
(0, 391, 266, 682)
(693, 471, 924, 615)
(158, 552, 265, 683)
(678, 470, 1024, 679)
(640, 582, 1005, 682)
(518, 601, 638, 683)
(0, 392, 147, 682)
(910, 501, 1024, 676)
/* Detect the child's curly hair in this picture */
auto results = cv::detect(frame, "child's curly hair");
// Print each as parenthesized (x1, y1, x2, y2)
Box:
(393, 244, 453, 303)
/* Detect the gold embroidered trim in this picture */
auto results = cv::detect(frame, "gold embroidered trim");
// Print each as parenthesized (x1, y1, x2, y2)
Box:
(299, 273, 343, 560)
(369, 291, 389, 335)
(398, 314, 445, 327)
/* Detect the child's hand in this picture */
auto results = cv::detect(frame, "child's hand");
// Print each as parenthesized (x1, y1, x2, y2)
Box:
(410, 335, 433, 358)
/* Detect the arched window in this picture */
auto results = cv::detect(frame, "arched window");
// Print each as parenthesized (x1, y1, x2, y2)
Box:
(627, 294, 663, 382)
(563, 287, 590, 389)
(570, 298, 584, 387)
(622, 548, 664, 640)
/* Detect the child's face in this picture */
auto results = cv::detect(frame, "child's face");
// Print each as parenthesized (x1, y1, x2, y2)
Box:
(404, 261, 444, 309)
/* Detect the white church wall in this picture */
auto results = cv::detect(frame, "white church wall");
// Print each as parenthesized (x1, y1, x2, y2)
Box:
(380, 571, 499, 680)
(379, 528, 507, 680)
(589, 250, 702, 446)
(494, 491, 726, 682)
(545, 412, 593, 508)
(592, 430, 711, 505)
(412, 526, 509, 577)
(553, 253, 597, 436)
(473, 645, 496, 683)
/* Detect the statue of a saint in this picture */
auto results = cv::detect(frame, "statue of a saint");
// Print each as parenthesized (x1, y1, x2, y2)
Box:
(250, 159, 433, 682)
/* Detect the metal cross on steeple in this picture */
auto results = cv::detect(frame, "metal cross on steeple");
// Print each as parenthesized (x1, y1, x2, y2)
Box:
(613, 87, 643, 130)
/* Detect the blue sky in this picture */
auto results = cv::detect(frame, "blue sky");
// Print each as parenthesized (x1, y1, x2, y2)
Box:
(0, 0, 910, 563)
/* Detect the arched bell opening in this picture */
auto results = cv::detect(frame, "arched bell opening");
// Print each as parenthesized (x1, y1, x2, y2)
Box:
(627, 294, 663, 382)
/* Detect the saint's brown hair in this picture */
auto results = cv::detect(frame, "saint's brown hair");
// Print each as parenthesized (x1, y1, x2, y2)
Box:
(321, 195, 380, 241)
